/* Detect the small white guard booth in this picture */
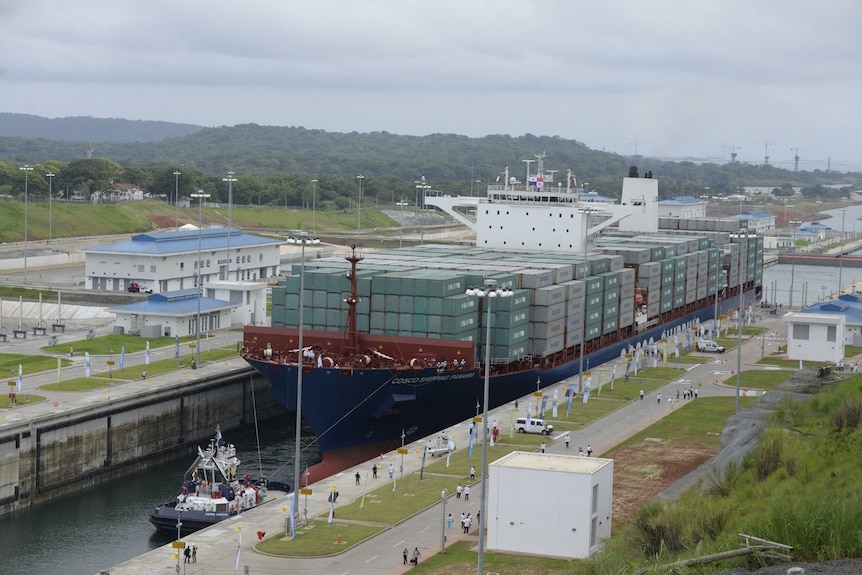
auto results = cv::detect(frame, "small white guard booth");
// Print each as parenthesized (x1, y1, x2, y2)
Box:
(487, 451, 613, 559)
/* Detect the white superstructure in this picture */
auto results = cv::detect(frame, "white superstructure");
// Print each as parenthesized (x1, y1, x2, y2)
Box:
(425, 163, 659, 253)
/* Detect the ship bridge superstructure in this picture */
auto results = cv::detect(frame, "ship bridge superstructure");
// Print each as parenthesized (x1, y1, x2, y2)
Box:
(424, 162, 660, 253)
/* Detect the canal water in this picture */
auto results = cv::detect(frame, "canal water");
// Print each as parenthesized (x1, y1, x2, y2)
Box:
(1, 415, 321, 575)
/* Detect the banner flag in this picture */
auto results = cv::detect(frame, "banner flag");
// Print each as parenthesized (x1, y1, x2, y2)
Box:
(582, 375, 592, 404)
(634, 351, 639, 376)
(120, 345, 126, 372)
(56, 357, 62, 383)
(596, 370, 604, 396)
(175, 335, 180, 359)
(552, 389, 558, 418)
(234, 524, 243, 571)
(17, 364, 22, 392)
(566, 385, 574, 411)
(663, 340, 668, 365)
(540, 395, 548, 415)
(467, 424, 476, 457)
(289, 495, 296, 539)
(145, 341, 151, 366)
(85, 352, 91, 378)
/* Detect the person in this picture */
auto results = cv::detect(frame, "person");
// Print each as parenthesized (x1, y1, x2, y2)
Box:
(565, 434, 570, 449)
(184, 546, 191, 563)
(447, 512, 453, 529)
(403, 547, 409, 564)
(657, 393, 662, 404)
(578, 446, 585, 456)
(192, 545, 197, 563)
(388, 464, 394, 479)
(427, 439, 433, 452)
(540, 442, 546, 453)
(464, 513, 472, 534)
(355, 471, 360, 486)
(587, 444, 593, 457)
(456, 484, 463, 499)
(639, 389, 644, 400)
(411, 547, 421, 565)
(470, 465, 476, 480)
(141, 370, 147, 380)
(464, 485, 470, 501)
(372, 464, 378, 479)
(514, 399, 519, 410)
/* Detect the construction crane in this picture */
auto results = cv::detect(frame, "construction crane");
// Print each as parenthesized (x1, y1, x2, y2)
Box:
(730, 144, 741, 163)
(628, 141, 646, 158)
(760, 140, 771, 166)
(790, 146, 808, 172)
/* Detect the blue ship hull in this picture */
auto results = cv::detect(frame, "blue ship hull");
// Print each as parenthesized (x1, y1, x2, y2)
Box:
(244, 292, 753, 458)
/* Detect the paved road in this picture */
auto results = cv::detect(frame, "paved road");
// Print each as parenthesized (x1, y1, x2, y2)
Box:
(99, 313, 792, 575)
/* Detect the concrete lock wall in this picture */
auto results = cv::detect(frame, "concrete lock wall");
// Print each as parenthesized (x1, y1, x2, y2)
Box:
(0, 369, 283, 516)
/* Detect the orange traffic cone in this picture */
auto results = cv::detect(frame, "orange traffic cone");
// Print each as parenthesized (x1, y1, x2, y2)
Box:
(337, 534, 343, 544)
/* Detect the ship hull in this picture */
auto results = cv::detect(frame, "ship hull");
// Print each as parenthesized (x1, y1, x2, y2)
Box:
(244, 291, 753, 469)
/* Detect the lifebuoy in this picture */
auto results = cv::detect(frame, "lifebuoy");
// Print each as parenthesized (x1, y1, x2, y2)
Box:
(322, 357, 334, 368)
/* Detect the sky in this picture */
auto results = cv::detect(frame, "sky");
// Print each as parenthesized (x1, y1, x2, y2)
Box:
(2, 0, 861, 171)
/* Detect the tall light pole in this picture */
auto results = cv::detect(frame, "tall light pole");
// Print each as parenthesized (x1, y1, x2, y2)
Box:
(838, 209, 847, 295)
(190, 191, 210, 370)
(578, 208, 598, 393)
(19, 165, 33, 282)
(396, 199, 408, 247)
(311, 179, 318, 234)
(466, 279, 512, 575)
(45, 172, 55, 245)
(222, 171, 237, 280)
(356, 175, 364, 233)
(788, 219, 802, 308)
(294, 230, 309, 538)
(735, 228, 750, 413)
(172, 171, 181, 230)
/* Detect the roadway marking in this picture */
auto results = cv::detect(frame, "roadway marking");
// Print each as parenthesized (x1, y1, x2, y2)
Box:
(419, 526, 431, 533)
(365, 555, 378, 563)
(393, 540, 405, 548)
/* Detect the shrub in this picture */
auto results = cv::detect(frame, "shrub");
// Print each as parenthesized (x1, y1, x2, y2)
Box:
(704, 459, 743, 497)
(832, 397, 862, 430)
(753, 429, 784, 481)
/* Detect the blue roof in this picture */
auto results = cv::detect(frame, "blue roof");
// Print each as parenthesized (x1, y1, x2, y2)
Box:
(659, 196, 703, 205)
(82, 227, 281, 255)
(801, 293, 862, 324)
(729, 210, 774, 220)
(108, 289, 236, 316)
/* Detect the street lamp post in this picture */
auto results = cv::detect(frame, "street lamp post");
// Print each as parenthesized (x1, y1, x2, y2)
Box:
(578, 208, 598, 393)
(222, 171, 237, 280)
(173, 171, 181, 230)
(46, 172, 55, 244)
(734, 228, 751, 413)
(356, 175, 364, 233)
(190, 191, 210, 370)
(440, 488, 447, 554)
(788, 219, 802, 308)
(311, 179, 318, 234)
(396, 199, 408, 247)
(838, 209, 847, 295)
(294, 230, 309, 538)
(465, 279, 512, 575)
(19, 165, 33, 282)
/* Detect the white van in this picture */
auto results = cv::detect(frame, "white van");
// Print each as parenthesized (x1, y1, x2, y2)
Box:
(696, 339, 725, 353)
(515, 417, 554, 435)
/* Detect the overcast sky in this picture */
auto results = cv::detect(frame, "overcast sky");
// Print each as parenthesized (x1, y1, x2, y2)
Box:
(2, 1, 861, 171)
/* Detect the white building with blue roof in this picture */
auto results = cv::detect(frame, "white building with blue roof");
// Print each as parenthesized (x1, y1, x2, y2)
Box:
(108, 289, 236, 338)
(726, 210, 776, 234)
(82, 227, 282, 293)
(657, 196, 706, 218)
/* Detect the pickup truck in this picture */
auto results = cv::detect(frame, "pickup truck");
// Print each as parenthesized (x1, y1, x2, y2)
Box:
(696, 339, 725, 353)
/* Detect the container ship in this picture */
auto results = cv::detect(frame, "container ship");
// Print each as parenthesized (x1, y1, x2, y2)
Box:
(241, 163, 762, 482)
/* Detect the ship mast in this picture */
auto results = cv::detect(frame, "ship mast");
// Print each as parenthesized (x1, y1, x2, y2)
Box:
(343, 245, 364, 354)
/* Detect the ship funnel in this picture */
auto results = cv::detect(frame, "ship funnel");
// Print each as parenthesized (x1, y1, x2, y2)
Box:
(628, 165, 639, 178)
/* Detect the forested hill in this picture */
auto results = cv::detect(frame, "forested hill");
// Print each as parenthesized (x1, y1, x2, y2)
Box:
(0, 117, 859, 196)
(0, 113, 203, 143)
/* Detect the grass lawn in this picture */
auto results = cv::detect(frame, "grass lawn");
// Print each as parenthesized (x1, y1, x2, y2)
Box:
(40, 347, 239, 391)
(730, 368, 795, 391)
(0, 353, 71, 375)
(41, 333, 206, 355)
(255, 519, 386, 557)
(757, 356, 830, 369)
(0, 393, 46, 408)
(410, 540, 575, 574)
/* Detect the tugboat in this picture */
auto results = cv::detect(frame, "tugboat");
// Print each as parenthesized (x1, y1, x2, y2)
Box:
(148, 427, 290, 534)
